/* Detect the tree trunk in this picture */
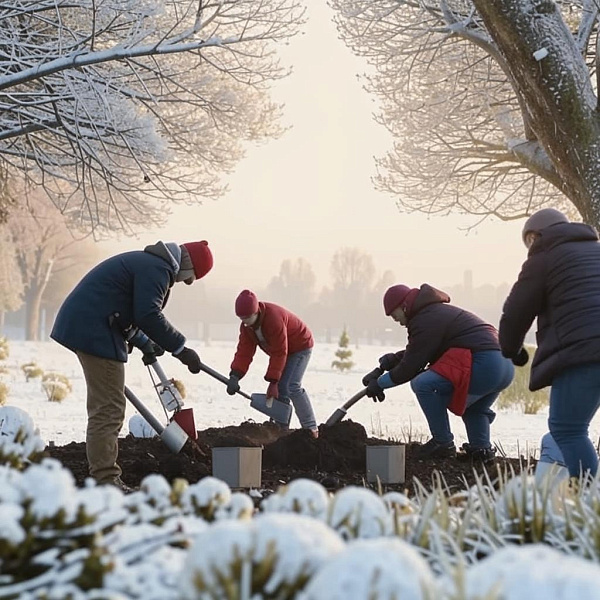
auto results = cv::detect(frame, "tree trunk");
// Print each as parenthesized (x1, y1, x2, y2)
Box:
(472, 0, 600, 227)
(25, 286, 43, 341)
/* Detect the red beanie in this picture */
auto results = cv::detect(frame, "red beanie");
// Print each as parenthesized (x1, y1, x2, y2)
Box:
(383, 284, 419, 316)
(182, 241, 213, 280)
(235, 289, 259, 318)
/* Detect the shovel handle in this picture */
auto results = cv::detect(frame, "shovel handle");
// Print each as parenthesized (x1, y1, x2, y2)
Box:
(341, 387, 368, 411)
(199, 361, 252, 400)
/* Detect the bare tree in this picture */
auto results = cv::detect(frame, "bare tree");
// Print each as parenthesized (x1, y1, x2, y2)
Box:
(9, 191, 81, 340)
(0, 0, 304, 233)
(266, 257, 316, 314)
(330, 1, 600, 226)
(0, 226, 24, 331)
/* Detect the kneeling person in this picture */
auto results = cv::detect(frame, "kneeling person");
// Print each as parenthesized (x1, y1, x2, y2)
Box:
(363, 284, 514, 460)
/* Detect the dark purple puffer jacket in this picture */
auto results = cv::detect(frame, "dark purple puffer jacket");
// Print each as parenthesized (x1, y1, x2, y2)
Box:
(389, 284, 500, 385)
(500, 222, 600, 391)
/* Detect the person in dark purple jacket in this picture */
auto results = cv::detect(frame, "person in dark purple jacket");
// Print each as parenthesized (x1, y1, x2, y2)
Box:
(51, 240, 213, 489)
(500, 208, 600, 479)
(363, 284, 514, 460)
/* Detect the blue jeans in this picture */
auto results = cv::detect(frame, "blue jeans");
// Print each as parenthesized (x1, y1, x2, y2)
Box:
(410, 350, 514, 448)
(548, 364, 600, 478)
(278, 348, 316, 429)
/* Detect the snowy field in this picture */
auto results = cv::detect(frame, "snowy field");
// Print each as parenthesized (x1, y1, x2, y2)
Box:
(4, 339, 599, 457)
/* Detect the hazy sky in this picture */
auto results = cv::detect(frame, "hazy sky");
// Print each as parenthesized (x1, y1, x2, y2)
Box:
(110, 2, 528, 293)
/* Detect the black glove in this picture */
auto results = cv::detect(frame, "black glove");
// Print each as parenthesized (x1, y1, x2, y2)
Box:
(379, 351, 405, 371)
(512, 347, 529, 367)
(226, 371, 242, 396)
(366, 378, 385, 402)
(140, 340, 165, 365)
(362, 366, 384, 387)
(174, 347, 201, 374)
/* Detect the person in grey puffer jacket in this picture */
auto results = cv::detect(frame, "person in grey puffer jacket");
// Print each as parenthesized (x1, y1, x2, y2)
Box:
(51, 240, 213, 489)
(500, 208, 600, 479)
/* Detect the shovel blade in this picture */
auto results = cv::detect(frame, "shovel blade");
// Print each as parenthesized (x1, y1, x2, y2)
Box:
(160, 420, 188, 454)
(250, 393, 292, 425)
(173, 408, 197, 440)
(324, 407, 347, 427)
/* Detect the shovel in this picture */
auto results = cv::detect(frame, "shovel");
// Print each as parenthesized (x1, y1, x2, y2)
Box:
(324, 387, 368, 426)
(199, 361, 293, 426)
(124, 385, 188, 453)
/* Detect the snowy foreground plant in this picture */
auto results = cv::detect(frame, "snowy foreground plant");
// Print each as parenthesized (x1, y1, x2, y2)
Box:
(5, 409, 600, 598)
(0, 406, 45, 468)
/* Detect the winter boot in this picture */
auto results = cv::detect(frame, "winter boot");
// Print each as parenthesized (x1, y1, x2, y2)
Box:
(414, 438, 456, 459)
(102, 477, 135, 494)
(457, 443, 496, 465)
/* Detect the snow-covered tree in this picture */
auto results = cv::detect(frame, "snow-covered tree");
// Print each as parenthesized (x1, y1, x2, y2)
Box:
(0, 0, 304, 233)
(331, 1, 600, 227)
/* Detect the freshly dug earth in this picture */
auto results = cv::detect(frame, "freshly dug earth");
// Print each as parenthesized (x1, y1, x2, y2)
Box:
(48, 420, 530, 494)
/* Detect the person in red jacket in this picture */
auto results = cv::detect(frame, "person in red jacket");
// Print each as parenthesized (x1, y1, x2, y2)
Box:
(226, 290, 318, 437)
(362, 284, 514, 461)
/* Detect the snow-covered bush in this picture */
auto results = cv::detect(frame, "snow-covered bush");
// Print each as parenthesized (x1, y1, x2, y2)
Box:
(491, 472, 557, 543)
(41, 372, 73, 402)
(21, 361, 44, 381)
(0, 406, 45, 468)
(261, 478, 330, 520)
(180, 514, 344, 599)
(128, 414, 157, 439)
(327, 486, 392, 539)
(179, 476, 232, 521)
(460, 544, 600, 600)
(0, 380, 8, 406)
(0, 460, 116, 595)
(301, 538, 438, 600)
(0, 336, 9, 360)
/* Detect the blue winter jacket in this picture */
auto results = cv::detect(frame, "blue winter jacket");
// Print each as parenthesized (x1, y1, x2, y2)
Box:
(50, 242, 186, 362)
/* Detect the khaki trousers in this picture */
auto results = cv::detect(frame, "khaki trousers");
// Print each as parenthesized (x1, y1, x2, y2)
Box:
(77, 351, 126, 483)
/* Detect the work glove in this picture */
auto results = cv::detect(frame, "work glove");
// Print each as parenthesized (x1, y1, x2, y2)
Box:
(226, 371, 242, 396)
(266, 381, 279, 400)
(140, 339, 165, 365)
(379, 350, 405, 371)
(362, 366, 384, 387)
(174, 347, 201, 374)
(512, 347, 529, 367)
(366, 378, 386, 402)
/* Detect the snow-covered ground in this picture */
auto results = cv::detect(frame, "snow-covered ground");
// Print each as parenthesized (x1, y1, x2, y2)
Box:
(3, 339, 598, 456)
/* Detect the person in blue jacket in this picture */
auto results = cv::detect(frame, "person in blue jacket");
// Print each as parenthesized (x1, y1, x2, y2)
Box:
(51, 240, 213, 489)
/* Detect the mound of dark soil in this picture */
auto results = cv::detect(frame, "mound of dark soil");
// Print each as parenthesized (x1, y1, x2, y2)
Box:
(47, 420, 530, 494)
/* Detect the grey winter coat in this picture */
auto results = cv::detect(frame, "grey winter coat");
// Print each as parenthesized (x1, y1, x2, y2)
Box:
(500, 222, 600, 390)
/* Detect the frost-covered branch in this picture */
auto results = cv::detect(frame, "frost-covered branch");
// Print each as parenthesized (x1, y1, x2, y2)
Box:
(0, 0, 305, 233)
(331, 0, 600, 226)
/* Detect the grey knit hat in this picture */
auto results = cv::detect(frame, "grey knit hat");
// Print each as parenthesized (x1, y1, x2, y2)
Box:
(522, 208, 569, 243)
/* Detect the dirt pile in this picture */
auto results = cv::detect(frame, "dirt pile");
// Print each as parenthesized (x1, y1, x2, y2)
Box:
(47, 420, 529, 493)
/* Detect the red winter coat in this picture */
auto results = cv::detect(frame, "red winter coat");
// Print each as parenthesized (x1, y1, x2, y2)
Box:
(230, 302, 314, 382)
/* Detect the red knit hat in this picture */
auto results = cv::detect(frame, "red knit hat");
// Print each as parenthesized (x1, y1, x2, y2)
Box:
(383, 284, 419, 316)
(181, 241, 213, 280)
(235, 290, 259, 318)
